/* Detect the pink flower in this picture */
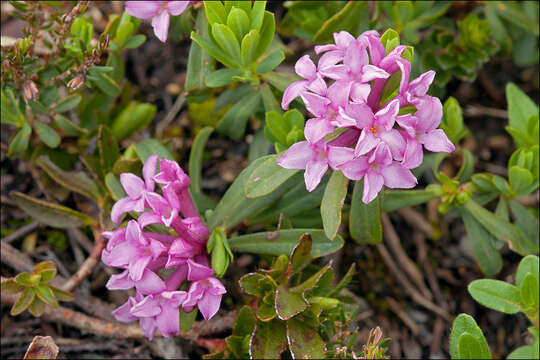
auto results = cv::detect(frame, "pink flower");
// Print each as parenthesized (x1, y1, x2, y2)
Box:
(281, 55, 327, 110)
(106, 268, 166, 294)
(338, 143, 417, 203)
(154, 158, 198, 218)
(182, 260, 226, 320)
(125, 1, 191, 42)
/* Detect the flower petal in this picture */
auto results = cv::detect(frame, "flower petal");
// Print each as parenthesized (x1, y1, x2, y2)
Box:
(155, 302, 180, 337)
(354, 129, 380, 157)
(167, 1, 190, 15)
(378, 129, 406, 161)
(136, 269, 167, 294)
(281, 80, 307, 110)
(125, 1, 161, 19)
(106, 270, 135, 290)
(419, 129, 455, 153)
(140, 317, 158, 340)
(198, 293, 223, 320)
(131, 295, 161, 317)
(187, 259, 215, 281)
(129, 256, 152, 282)
(374, 98, 400, 130)
(301, 92, 330, 118)
(360, 65, 390, 82)
(111, 197, 140, 224)
(327, 146, 354, 169)
(142, 154, 158, 190)
(120, 173, 145, 199)
(151, 10, 170, 43)
(304, 159, 328, 192)
(362, 170, 384, 203)
(304, 117, 334, 144)
(344, 40, 368, 75)
(338, 156, 369, 181)
(295, 55, 317, 79)
(277, 141, 313, 170)
(408, 70, 435, 97)
(381, 162, 418, 189)
(350, 82, 371, 103)
(401, 139, 424, 169)
(112, 298, 137, 322)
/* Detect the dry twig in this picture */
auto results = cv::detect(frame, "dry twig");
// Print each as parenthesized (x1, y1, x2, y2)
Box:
(1, 221, 41, 244)
(384, 297, 419, 336)
(62, 233, 105, 292)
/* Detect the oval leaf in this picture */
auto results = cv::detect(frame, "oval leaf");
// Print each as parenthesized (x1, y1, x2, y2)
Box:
(468, 279, 522, 314)
(350, 180, 382, 245)
(321, 170, 349, 240)
(245, 155, 298, 198)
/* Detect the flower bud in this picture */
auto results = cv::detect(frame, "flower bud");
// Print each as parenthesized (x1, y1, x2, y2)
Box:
(67, 74, 85, 90)
(22, 80, 39, 104)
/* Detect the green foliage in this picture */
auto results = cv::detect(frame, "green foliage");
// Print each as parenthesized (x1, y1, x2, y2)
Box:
(264, 109, 305, 152)
(1, 261, 74, 317)
(449, 314, 491, 359)
(350, 180, 382, 245)
(321, 171, 349, 241)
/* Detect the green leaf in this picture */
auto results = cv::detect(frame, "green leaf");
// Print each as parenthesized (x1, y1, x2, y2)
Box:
(461, 209, 503, 276)
(1, 278, 25, 294)
(382, 189, 438, 212)
(28, 298, 46, 317)
(321, 171, 349, 240)
(205, 69, 243, 88)
(450, 314, 491, 359)
(227, 7, 250, 42)
(33, 122, 60, 148)
(185, 10, 216, 93)
(286, 316, 326, 358)
(265, 111, 288, 144)
(327, 263, 356, 297)
(189, 126, 215, 212)
(133, 138, 175, 163)
(89, 72, 121, 97)
(506, 83, 539, 146)
(253, 11, 275, 60)
(516, 255, 539, 289)
(463, 199, 538, 256)
(245, 155, 298, 198)
(10, 288, 35, 316)
(53, 114, 87, 136)
(11, 191, 96, 228)
(455, 149, 474, 183)
(350, 180, 382, 245)
(256, 50, 284, 74)
(212, 23, 242, 65)
(53, 94, 81, 113)
(32, 261, 57, 284)
(98, 125, 120, 175)
(233, 306, 256, 337)
(33, 284, 59, 308)
(123, 34, 146, 49)
(1, 89, 25, 125)
(204, 0, 227, 25)
(228, 229, 343, 258)
(508, 345, 539, 360)
(262, 71, 300, 92)
(216, 88, 260, 140)
(36, 156, 103, 203)
(509, 166, 534, 197)
(239, 273, 273, 297)
(509, 201, 539, 245)
(191, 31, 238, 69)
(260, 84, 280, 113)
(290, 233, 312, 273)
(495, 2, 539, 35)
(485, 3, 512, 54)
(468, 279, 522, 314)
(111, 102, 156, 141)
(15, 273, 37, 287)
(520, 273, 539, 309)
(313, 1, 369, 43)
(250, 1, 266, 30)
(458, 333, 490, 359)
(241, 29, 260, 68)
(250, 319, 288, 358)
(8, 123, 32, 157)
(105, 173, 126, 201)
(180, 308, 198, 333)
(275, 285, 308, 320)
(50, 285, 74, 302)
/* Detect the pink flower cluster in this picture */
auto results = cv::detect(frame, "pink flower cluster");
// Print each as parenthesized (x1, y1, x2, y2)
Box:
(278, 30, 455, 203)
(102, 155, 226, 340)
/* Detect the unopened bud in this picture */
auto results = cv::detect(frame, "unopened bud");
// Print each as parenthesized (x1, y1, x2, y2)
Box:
(67, 74, 85, 90)
(23, 80, 39, 103)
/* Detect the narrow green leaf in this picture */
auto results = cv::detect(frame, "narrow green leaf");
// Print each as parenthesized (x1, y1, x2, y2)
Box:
(468, 279, 522, 314)
(506, 83, 539, 144)
(36, 156, 103, 203)
(53, 114, 88, 136)
(124, 34, 146, 49)
(509, 200, 539, 245)
(204, 0, 227, 25)
(98, 125, 120, 174)
(241, 29, 260, 68)
(321, 170, 349, 240)
(10, 288, 35, 316)
(455, 149, 474, 183)
(1, 89, 25, 125)
(105, 173, 126, 201)
(228, 229, 343, 258)
(520, 273, 539, 309)
(28, 298, 46, 317)
(290, 233, 312, 273)
(461, 210, 503, 276)
(189, 126, 213, 194)
(33, 285, 59, 308)
(327, 263, 356, 297)
(205, 69, 243, 88)
(180, 308, 198, 332)
(250, 319, 288, 358)
(245, 155, 298, 198)
(53, 94, 81, 113)
(250, 1, 266, 30)
(516, 255, 539, 289)
(216, 89, 260, 140)
(90, 72, 121, 97)
(185, 10, 216, 93)
(260, 83, 280, 113)
(227, 7, 250, 42)
(450, 314, 491, 359)
(8, 123, 31, 157)
(313, 1, 369, 43)
(508, 345, 539, 360)
(509, 166, 534, 197)
(111, 102, 156, 141)
(253, 11, 275, 60)
(33, 122, 60, 148)
(212, 23, 241, 65)
(11, 191, 96, 228)
(262, 71, 300, 92)
(191, 31, 238, 69)
(32, 261, 57, 284)
(350, 180, 382, 245)
(133, 138, 174, 162)
(256, 50, 284, 74)
(382, 189, 438, 212)
(286, 316, 326, 358)
(1, 278, 25, 294)
(233, 306, 256, 337)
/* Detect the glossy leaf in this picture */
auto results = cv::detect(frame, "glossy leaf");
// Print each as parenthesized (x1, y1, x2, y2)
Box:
(450, 314, 491, 359)
(468, 279, 522, 314)
(250, 319, 288, 358)
(204, 0, 227, 26)
(350, 180, 382, 245)
(53, 114, 87, 136)
(191, 31, 238, 69)
(458, 333, 490, 360)
(321, 171, 349, 240)
(32, 262, 57, 284)
(253, 11, 275, 60)
(228, 229, 343, 258)
(241, 29, 260, 68)
(133, 138, 175, 162)
(313, 1, 368, 43)
(382, 189, 438, 212)
(516, 255, 539, 289)
(205, 69, 244, 88)
(111, 102, 156, 141)
(245, 155, 298, 198)
(185, 10, 216, 93)
(233, 306, 256, 337)
(212, 23, 241, 65)
(33, 285, 59, 308)
(49, 286, 75, 302)
(290, 233, 312, 273)
(256, 50, 284, 74)
(520, 273, 539, 309)
(11, 191, 96, 228)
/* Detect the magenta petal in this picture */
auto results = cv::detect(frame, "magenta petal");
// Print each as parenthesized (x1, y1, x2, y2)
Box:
(148, 239, 167, 258)
(409, 70, 435, 97)
(350, 82, 371, 103)
(318, 50, 344, 70)
(126, 220, 144, 245)
(301, 92, 331, 118)
(143, 154, 158, 190)
(281, 80, 307, 110)
(379, 129, 406, 161)
(131, 295, 161, 317)
(277, 141, 313, 170)
(361, 65, 390, 82)
(420, 129, 455, 153)
(152, 10, 170, 43)
(396, 59, 412, 94)
(339, 157, 369, 181)
(187, 259, 215, 281)
(375, 99, 400, 130)
(327, 80, 351, 107)
(369, 143, 393, 166)
(125, 1, 161, 19)
(334, 30, 355, 48)
(304, 159, 328, 192)
(138, 211, 162, 229)
(206, 278, 227, 295)
(319, 64, 349, 80)
(107, 270, 134, 290)
(344, 40, 368, 75)
(112, 298, 137, 322)
(414, 96, 443, 131)
(140, 317, 157, 340)
(155, 303, 180, 337)
(167, 1, 190, 15)
(314, 44, 337, 54)
(136, 269, 167, 294)
(327, 146, 354, 169)
(362, 171, 384, 204)
(381, 163, 418, 189)
(161, 290, 188, 307)
(111, 197, 139, 224)
(355, 129, 380, 157)
(198, 293, 222, 320)
(106, 241, 139, 268)
(295, 55, 317, 79)
(129, 256, 152, 282)
(401, 139, 424, 169)
(307, 75, 327, 96)
(120, 173, 145, 198)
(304, 117, 334, 144)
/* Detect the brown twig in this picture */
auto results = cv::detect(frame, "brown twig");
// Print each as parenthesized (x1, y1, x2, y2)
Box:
(376, 243, 451, 321)
(62, 233, 105, 292)
(384, 297, 419, 336)
(1, 291, 236, 339)
(429, 316, 445, 356)
(381, 214, 433, 301)
(1, 221, 41, 244)
(463, 105, 508, 119)
(397, 208, 433, 238)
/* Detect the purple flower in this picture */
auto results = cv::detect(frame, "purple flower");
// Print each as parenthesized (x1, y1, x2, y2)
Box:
(106, 268, 166, 294)
(182, 260, 226, 320)
(338, 143, 417, 203)
(281, 55, 327, 110)
(125, 1, 191, 42)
